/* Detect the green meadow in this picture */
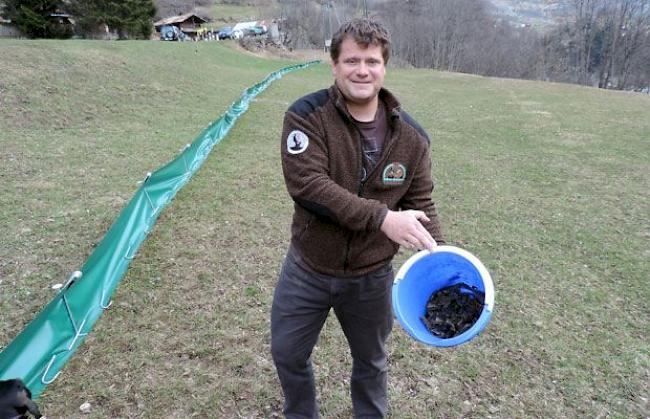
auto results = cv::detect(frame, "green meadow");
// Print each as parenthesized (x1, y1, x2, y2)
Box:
(0, 40, 648, 418)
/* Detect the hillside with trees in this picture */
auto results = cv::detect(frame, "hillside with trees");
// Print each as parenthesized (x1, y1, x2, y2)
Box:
(1, 0, 73, 38)
(2, 0, 648, 90)
(1, 0, 156, 39)
(269, 0, 649, 90)
(68, 0, 156, 39)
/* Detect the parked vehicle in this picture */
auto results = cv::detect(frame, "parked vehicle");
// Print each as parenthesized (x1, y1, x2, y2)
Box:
(160, 25, 186, 41)
(217, 26, 233, 40)
(231, 21, 262, 40)
(246, 26, 267, 36)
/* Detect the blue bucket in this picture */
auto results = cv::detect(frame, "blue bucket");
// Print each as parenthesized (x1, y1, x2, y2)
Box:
(392, 246, 495, 347)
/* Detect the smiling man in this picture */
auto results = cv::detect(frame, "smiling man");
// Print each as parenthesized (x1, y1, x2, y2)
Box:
(271, 19, 445, 418)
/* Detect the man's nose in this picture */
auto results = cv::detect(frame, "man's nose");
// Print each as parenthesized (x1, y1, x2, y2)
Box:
(356, 62, 369, 76)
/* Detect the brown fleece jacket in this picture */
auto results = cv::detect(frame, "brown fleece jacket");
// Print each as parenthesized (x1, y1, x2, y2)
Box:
(281, 84, 444, 277)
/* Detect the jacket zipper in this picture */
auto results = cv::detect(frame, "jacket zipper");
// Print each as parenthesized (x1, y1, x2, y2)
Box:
(344, 124, 365, 272)
(342, 107, 401, 273)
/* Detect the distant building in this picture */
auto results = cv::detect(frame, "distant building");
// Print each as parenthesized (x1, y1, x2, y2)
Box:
(0, 12, 73, 38)
(49, 12, 74, 27)
(0, 16, 21, 38)
(154, 13, 209, 39)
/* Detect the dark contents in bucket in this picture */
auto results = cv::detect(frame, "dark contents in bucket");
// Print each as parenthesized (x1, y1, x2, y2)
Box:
(421, 282, 485, 339)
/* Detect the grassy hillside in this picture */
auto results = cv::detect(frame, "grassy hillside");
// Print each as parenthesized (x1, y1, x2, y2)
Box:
(210, 2, 268, 24)
(1, 40, 649, 418)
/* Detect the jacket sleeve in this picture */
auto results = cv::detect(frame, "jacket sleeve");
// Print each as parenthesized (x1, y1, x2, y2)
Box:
(398, 145, 445, 244)
(281, 110, 388, 232)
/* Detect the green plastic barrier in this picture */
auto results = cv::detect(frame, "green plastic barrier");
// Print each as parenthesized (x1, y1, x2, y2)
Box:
(0, 60, 321, 397)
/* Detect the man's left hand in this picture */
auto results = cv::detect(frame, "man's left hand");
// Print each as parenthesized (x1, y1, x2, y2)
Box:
(380, 210, 437, 251)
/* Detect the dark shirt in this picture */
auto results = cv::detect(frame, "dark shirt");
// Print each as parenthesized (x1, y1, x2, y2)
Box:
(352, 100, 389, 182)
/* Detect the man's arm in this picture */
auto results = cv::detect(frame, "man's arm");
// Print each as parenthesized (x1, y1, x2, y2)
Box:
(392, 144, 445, 248)
(381, 147, 445, 250)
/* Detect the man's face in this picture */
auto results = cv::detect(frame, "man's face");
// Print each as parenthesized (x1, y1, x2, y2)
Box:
(332, 37, 386, 106)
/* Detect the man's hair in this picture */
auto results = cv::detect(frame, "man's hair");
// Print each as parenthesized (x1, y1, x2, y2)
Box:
(330, 18, 391, 64)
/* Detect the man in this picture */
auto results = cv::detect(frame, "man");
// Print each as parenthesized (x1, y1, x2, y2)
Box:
(271, 18, 445, 418)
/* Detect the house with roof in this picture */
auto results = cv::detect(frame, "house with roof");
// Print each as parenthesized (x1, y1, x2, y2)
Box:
(154, 12, 209, 39)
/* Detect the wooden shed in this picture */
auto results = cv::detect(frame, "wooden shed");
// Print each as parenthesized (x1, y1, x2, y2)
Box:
(154, 13, 209, 38)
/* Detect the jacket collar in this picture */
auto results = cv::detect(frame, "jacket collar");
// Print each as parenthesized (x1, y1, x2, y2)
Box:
(329, 84, 402, 123)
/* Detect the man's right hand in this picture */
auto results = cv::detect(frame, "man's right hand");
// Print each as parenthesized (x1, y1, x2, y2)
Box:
(380, 209, 437, 251)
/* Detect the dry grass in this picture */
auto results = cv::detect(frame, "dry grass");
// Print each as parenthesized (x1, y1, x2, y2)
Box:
(1, 39, 649, 418)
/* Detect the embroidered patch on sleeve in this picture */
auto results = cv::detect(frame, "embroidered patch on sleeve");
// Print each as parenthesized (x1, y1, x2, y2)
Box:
(287, 130, 309, 154)
(382, 162, 407, 185)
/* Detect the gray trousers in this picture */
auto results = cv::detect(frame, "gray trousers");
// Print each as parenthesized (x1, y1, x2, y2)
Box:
(271, 247, 394, 419)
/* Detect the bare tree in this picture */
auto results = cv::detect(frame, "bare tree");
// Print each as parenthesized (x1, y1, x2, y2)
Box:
(571, 0, 601, 85)
(271, 0, 649, 91)
(276, 0, 323, 49)
(617, 0, 650, 89)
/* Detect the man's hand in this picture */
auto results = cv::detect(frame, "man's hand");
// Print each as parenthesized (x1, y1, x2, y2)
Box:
(380, 210, 437, 251)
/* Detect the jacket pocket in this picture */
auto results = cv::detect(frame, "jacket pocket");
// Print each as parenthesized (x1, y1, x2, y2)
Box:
(298, 217, 348, 270)
(349, 231, 398, 273)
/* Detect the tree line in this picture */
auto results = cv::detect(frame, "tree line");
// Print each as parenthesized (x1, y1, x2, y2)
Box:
(1, 0, 156, 39)
(3, 0, 648, 90)
(274, 0, 650, 90)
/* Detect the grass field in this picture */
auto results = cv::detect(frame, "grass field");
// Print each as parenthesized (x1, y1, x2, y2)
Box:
(1, 39, 649, 418)
(209, 2, 268, 25)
